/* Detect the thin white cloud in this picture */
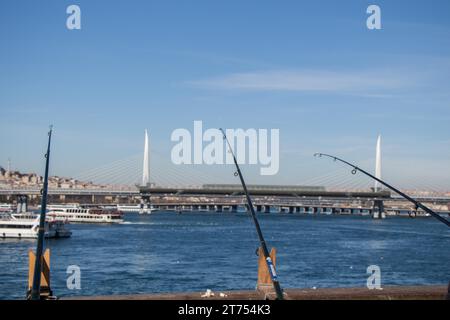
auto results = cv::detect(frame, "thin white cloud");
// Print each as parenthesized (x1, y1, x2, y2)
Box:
(188, 69, 416, 94)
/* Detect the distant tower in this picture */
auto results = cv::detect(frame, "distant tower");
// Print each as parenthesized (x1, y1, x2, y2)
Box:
(142, 129, 150, 186)
(374, 135, 382, 192)
(7, 158, 11, 172)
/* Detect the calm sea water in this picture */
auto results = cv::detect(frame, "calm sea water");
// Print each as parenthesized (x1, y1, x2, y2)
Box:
(0, 212, 449, 300)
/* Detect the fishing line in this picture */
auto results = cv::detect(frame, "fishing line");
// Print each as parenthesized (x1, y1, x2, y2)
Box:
(315, 153, 450, 228)
(220, 128, 284, 300)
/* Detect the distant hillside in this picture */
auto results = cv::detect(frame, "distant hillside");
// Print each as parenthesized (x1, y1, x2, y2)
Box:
(0, 167, 106, 190)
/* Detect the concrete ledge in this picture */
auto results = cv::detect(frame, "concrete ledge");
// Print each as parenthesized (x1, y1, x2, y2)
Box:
(64, 285, 448, 300)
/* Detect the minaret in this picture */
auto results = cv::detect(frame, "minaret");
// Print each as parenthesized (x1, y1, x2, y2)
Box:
(142, 129, 149, 186)
(374, 135, 382, 192)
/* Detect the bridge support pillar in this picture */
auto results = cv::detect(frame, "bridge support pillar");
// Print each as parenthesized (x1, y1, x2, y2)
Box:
(140, 193, 151, 214)
(16, 195, 28, 213)
(373, 200, 386, 219)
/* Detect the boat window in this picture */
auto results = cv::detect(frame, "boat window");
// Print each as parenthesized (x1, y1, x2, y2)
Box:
(0, 225, 32, 229)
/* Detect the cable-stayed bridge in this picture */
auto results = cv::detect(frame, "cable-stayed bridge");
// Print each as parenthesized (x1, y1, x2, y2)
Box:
(58, 133, 450, 194)
(1, 132, 449, 218)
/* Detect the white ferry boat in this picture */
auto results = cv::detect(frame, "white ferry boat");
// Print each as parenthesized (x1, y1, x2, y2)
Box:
(117, 204, 141, 212)
(117, 204, 153, 214)
(0, 214, 72, 239)
(47, 207, 124, 224)
(46, 204, 80, 210)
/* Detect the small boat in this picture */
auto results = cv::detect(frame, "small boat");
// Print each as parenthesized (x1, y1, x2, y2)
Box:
(117, 204, 141, 213)
(0, 213, 72, 239)
(45, 204, 80, 210)
(117, 203, 153, 214)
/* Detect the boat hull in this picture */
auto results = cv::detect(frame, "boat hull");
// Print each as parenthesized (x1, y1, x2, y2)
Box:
(0, 229, 71, 239)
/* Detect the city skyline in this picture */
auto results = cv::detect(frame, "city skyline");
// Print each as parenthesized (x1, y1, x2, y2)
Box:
(1, 1, 450, 189)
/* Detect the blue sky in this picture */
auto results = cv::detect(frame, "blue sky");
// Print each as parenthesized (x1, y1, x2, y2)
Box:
(1, 0, 450, 189)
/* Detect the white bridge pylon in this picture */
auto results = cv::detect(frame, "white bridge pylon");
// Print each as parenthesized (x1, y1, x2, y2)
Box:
(373, 134, 386, 219)
(142, 129, 150, 187)
(140, 129, 152, 214)
(374, 134, 382, 192)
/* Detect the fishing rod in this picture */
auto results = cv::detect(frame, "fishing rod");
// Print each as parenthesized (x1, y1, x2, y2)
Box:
(314, 153, 450, 228)
(30, 126, 53, 300)
(220, 128, 284, 300)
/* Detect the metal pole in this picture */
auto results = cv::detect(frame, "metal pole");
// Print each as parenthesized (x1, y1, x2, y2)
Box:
(314, 153, 450, 228)
(30, 126, 53, 300)
(220, 129, 284, 300)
